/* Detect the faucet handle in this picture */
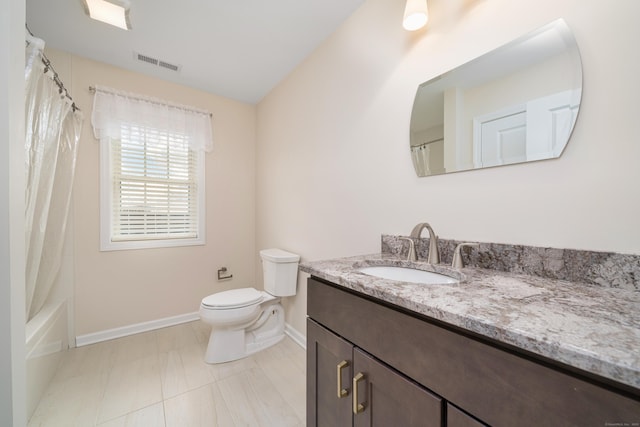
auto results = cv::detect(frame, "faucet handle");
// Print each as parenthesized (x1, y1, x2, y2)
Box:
(452, 243, 479, 269)
(399, 237, 417, 262)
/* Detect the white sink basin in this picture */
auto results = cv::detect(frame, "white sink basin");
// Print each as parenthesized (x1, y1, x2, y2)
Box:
(358, 266, 458, 285)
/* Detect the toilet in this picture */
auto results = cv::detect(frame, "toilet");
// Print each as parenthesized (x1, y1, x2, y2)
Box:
(199, 248, 300, 364)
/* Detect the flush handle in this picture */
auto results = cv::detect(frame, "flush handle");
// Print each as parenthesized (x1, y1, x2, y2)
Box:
(337, 360, 349, 398)
(352, 372, 366, 414)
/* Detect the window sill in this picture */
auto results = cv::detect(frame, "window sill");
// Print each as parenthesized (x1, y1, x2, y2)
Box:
(100, 236, 205, 252)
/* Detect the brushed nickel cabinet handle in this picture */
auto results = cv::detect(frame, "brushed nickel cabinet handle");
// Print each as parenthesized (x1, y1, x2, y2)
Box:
(337, 360, 349, 398)
(352, 372, 366, 414)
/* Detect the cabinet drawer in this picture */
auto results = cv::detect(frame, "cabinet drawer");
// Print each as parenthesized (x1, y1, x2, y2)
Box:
(308, 277, 640, 426)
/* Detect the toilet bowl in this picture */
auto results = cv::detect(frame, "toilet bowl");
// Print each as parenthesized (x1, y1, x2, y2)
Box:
(199, 248, 300, 364)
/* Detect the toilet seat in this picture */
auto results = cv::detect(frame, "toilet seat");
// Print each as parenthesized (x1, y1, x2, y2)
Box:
(201, 288, 264, 309)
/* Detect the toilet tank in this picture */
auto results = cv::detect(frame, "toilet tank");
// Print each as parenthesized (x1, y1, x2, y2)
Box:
(260, 248, 300, 297)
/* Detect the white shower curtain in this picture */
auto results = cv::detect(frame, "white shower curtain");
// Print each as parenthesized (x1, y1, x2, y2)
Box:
(24, 36, 82, 321)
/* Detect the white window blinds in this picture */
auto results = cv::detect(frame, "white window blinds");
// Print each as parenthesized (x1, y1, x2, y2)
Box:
(111, 124, 199, 241)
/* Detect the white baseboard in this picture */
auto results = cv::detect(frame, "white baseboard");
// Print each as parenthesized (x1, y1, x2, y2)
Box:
(76, 312, 307, 350)
(284, 323, 306, 350)
(76, 311, 200, 347)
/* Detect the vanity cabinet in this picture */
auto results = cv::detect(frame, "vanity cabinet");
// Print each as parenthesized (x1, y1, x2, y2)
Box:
(307, 318, 443, 426)
(307, 277, 640, 427)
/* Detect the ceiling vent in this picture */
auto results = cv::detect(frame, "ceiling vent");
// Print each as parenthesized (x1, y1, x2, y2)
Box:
(158, 61, 179, 72)
(133, 52, 181, 73)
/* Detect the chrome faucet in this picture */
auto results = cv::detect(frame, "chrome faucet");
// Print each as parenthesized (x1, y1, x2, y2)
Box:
(409, 222, 440, 264)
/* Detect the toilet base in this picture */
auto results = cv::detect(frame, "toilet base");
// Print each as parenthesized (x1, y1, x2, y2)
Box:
(204, 303, 285, 364)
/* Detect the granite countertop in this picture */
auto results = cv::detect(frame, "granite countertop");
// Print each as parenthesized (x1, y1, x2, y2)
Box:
(300, 253, 640, 391)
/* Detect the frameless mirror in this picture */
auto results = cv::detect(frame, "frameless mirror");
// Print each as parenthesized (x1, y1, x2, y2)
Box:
(409, 19, 582, 177)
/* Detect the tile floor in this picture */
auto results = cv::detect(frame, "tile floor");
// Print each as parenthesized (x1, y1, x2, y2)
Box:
(28, 321, 306, 426)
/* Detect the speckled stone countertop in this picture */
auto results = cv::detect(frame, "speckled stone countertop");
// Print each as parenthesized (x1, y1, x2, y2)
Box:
(300, 253, 640, 391)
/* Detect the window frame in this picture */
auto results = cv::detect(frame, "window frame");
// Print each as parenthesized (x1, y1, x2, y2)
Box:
(99, 126, 206, 252)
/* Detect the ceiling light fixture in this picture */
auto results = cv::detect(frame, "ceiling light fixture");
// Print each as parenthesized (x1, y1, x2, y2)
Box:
(82, 0, 131, 30)
(403, 0, 428, 31)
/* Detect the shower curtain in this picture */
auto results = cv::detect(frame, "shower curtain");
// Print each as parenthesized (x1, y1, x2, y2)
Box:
(24, 35, 82, 321)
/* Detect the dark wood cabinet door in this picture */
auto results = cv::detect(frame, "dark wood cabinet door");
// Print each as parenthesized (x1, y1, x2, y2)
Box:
(447, 403, 487, 427)
(307, 319, 353, 427)
(352, 348, 442, 427)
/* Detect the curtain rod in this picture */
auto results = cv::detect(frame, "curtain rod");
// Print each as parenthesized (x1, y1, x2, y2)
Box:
(412, 137, 444, 149)
(88, 86, 213, 118)
(26, 24, 80, 113)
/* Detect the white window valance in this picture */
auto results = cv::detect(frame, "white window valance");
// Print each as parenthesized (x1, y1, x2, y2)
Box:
(90, 85, 213, 152)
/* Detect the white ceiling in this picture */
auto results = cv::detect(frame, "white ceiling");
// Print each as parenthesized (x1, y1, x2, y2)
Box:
(26, 0, 365, 104)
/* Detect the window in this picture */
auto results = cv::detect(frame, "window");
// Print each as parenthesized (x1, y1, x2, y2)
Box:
(100, 123, 204, 250)
(91, 86, 212, 251)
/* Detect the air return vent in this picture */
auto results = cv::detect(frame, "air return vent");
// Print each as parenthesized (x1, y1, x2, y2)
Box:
(133, 52, 181, 72)
(158, 61, 179, 72)
(136, 53, 158, 65)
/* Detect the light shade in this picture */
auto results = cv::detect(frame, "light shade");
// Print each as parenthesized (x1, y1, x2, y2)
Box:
(82, 0, 131, 30)
(403, 0, 428, 31)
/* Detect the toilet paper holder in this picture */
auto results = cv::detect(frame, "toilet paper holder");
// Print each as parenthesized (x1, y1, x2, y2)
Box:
(217, 267, 233, 281)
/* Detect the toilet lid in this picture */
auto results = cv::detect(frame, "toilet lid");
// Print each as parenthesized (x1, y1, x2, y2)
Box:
(202, 288, 264, 309)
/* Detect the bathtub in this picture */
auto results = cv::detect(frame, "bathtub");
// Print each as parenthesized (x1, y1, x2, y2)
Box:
(25, 299, 69, 420)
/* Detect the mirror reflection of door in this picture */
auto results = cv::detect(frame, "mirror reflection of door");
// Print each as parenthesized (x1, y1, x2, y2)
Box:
(472, 89, 581, 168)
(526, 89, 581, 160)
(476, 109, 526, 168)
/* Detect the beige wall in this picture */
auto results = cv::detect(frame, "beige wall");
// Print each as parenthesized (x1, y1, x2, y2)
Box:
(56, 53, 257, 336)
(256, 0, 640, 336)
